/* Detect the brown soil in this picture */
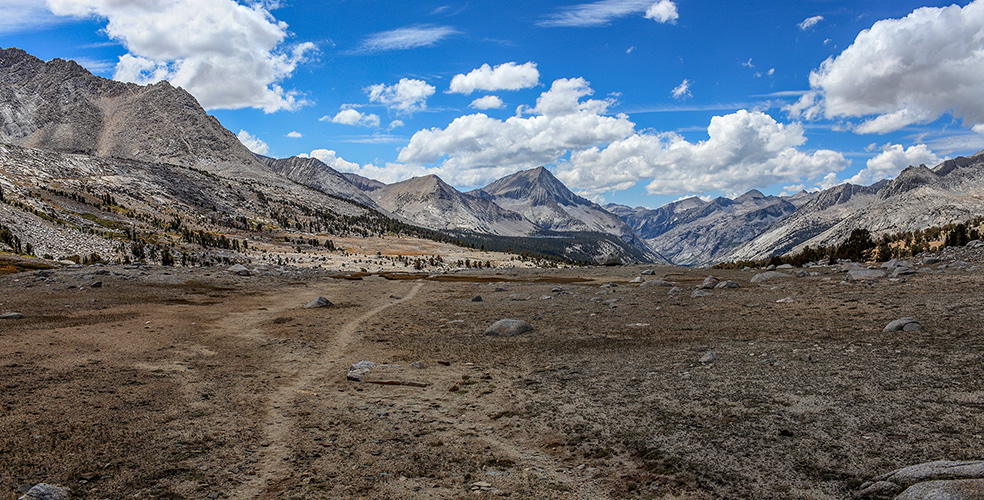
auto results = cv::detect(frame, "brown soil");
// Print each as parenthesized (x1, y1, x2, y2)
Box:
(1, 263, 982, 499)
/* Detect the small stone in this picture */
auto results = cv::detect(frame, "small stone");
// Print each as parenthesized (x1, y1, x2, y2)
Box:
(228, 264, 251, 276)
(471, 295, 484, 302)
(884, 318, 921, 332)
(483, 319, 533, 337)
(699, 276, 720, 289)
(714, 280, 739, 289)
(775, 297, 795, 303)
(847, 269, 887, 281)
(629, 276, 644, 283)
(640, 279, 674, 288)
(691, 289, 712, 298)
(699, 351, 718, 364)
(508, 294, 529, 301)
(0, 312, 24, 319)
(409, 361, 428, 369)
(90, 281, 102, 288)
(668, 286, 682, 295)
(18, 483, 69, 500)
(304, 296, 331, 308)
(641, 269, 655, 275)
(750, 271, 791, 283)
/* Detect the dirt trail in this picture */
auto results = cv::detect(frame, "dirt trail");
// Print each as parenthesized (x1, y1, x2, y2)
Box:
(230, 281, 424, 500)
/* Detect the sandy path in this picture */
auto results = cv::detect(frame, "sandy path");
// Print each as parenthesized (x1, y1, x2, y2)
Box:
(229, 281, 425, 500)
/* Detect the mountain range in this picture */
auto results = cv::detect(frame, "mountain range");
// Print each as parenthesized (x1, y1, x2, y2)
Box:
(1, 46, 983, 267)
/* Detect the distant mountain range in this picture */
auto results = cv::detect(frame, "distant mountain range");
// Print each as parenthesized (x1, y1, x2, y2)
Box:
(1, 46, 982, 267)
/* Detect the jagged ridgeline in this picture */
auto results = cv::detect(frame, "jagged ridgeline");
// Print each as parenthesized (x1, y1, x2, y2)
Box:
(0, 48, 566, 265)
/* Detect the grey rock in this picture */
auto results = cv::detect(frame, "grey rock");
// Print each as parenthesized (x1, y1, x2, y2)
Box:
(641, 269, 655, 275)
(714, 280, 739, 289)
(589, 297, 604, 303)
(508, 294, 530, 301)
(409, 361, 427, 369)
(795, 269, 810, 277)
(874, 461, 984, 487)
(494, 286, 508, 292)
(750, 271, 791, 283)
(304, 296, 331, 308)
(775, 297, 795, 303)
(471, 295, 484, 302)
(924, 257, 941, 265)
(699, 276, 720, 289)
(89, 281, 102, 288)
(668, 286, 683, 295)
(775, 264, 793, 269)
(540, 295, 552, 300)
(629, 276, 644, 283)
(884, 317, 921, 332)
(691, 289, 712, 298)
(893, 266, 916, 277)
(483, 319, 533, 337)
(596, 253, 622, 266)
(640, 279, 674, 288)
(228, 264, 250, 276)
(847, 269, 887, 280)
(894, 479, 984, 500)
(18, 483, 69, 500)
(699, 351, 718, 364)
(0, 312, 24, 319)
(766, 264, 776, 271)
(967, 240, 984, 248)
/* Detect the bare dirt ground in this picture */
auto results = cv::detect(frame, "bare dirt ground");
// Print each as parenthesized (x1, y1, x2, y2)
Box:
(1, 258, 983, 499)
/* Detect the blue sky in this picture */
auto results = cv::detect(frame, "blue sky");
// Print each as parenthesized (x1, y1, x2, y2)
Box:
(3, 0, 983, 208)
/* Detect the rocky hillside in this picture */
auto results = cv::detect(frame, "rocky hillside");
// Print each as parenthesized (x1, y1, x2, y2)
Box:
(608, 190, 815, 266)
(369, 175, 539, 236)
(727, 150, 984, 261)
(259, 155, 384, 211)
(473, 167, 665, 262)
(0, 47, 360, 217)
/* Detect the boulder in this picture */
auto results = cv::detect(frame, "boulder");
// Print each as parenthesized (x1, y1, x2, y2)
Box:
(641, 269, 655, 275)
(484, 319, 533, 337)
(895, 479, 984, 500)
(699, 351, 718, 364)
(847, 269, 887, 281)
(714, 280, 739, 289)
(884, 318, 921, 332)
(228, 264, 250, 276)
(691, 289, 712, 298)
(640, 279, 674, 288)
(596, 253, 622, 266)
(18, 483, 69, 500)
(750, 271, 791, 283)
(699, 276, 720, 289)
(471, 295, 484, 302)
(629, 276, 644, 283)
(508, 294, 530, 301)
(668, 286, 683, 295)
(304, 296, 332, 308)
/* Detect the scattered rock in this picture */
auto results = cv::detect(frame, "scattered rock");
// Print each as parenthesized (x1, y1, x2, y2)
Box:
(0, 312, 24, 319)
(508, 294, 530, 301)
(775, 264, 793, 269)
(668, 286, 683, 295)
(471, 295, 484, 302)
(494, 286, 508, 292)
(596, 253, 622, 266)
(884, 317, 921, 332)
(895, 479, 984, 500)
(18, 483, 69, 500)
(847, 269, 887, 280)
(539, 295, 552, 300)
(629, 276, 644, 283)
(714, 280, 739, 289)
(967, 240, 984, 248)
(691, 289, 712, 298)
(859, 460, 984, 499)
(228, 264, 251, 276)
(795, 269, 810, 277)
(409, 361, 427, 369)
(483, 319, 533, 337)
(766, 264, 776, 271)
(304, 296, 332, 308)
(750, 271, 791, 283)
(640, 279, 674, 288)
(347, 360, 376, 382)
(641, 269, 655, 275)
(699, 276, 720, 289)
(775, 297, 795, 303)
(923, 257, 941, 265)
(89, 281, 102, 288)
(699, 351, 718, 364)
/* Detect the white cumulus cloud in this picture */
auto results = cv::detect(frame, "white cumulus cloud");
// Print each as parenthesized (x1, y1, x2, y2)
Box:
(847, 144, 940, 185)
(396, 78, 635, 187)
(787, 1, 984, 134)
(539, 0, 677, 27)
(46, 0, 315, 113)
(470, 95, 505, 110)
(555, 110, 848, 197)
(366, 78, 436, 114)
(286, 131, 302, 138)
(300, 149, 429, 184)
(671, 79, 691, 100)
(324, 108, 381, 128)
(798, 15, 824, 30)
(645, 0, 678, 23)
(357, 25, 458, 52)
(448, 62, 540, 95)
(237, 129, 269, 155)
